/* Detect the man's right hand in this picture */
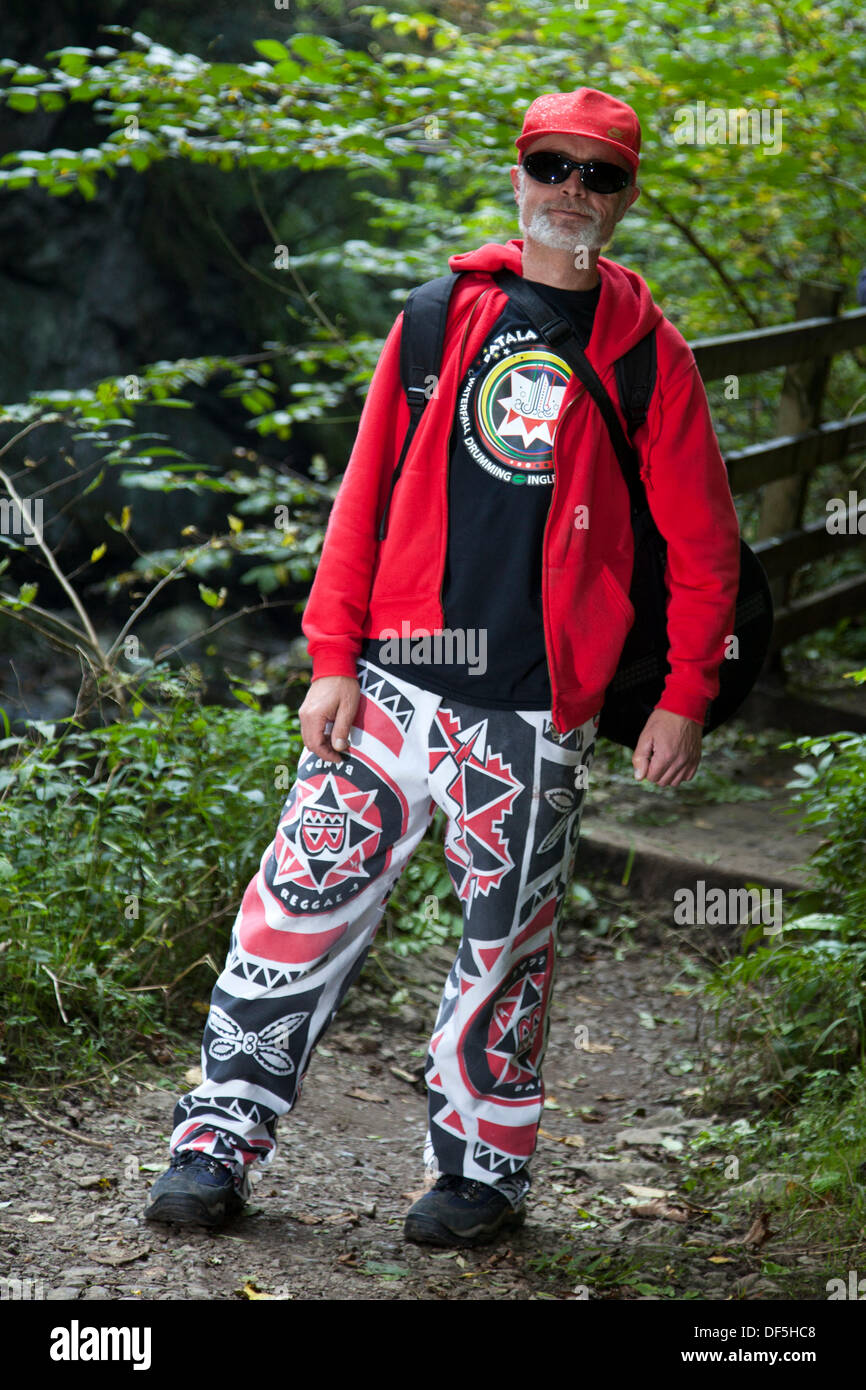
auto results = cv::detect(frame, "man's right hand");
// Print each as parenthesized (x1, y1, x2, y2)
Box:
(298, 675, 361, 763)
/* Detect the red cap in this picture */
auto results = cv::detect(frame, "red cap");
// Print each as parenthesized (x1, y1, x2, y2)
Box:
(516, 88, 641, 174)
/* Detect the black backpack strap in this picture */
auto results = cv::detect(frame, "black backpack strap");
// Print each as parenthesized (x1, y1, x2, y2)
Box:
(377, 272, 459, 540)
(614, 330, 657, 440)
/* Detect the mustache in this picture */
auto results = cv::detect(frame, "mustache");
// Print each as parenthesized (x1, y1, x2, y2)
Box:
(538, 203, 600, 223)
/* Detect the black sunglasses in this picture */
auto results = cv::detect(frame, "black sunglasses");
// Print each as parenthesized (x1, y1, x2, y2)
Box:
(522, 150, 631, 195)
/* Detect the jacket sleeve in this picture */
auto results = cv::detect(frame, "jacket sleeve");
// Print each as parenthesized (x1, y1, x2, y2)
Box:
(300, 313, 410, 680)
(637, 335, 741, 726)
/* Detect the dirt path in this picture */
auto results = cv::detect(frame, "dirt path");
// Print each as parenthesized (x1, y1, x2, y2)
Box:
(1, 919, 826, 1304)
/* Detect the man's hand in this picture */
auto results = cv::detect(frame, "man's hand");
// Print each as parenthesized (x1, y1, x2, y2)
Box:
(299, 676, 361, 763)
(632, 709, 702, 787)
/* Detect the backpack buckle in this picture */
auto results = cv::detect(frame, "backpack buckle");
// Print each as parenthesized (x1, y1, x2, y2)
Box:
(540, 316, 572, 346)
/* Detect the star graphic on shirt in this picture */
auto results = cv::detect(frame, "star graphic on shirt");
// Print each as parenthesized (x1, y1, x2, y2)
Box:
(496, 368, 567, 448)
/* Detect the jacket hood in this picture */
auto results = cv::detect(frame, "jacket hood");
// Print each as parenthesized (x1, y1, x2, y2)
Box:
(448, 238, 663, 369)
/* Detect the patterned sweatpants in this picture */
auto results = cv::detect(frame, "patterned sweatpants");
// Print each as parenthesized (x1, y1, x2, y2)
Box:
(170, 658, 599, 1209)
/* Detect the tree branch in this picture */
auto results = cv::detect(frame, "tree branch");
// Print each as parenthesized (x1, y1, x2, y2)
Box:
(639, 188, 763, 330)
(0, 463, 104, 660)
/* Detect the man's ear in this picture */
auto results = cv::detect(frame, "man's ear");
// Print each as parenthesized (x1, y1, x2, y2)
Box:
(510, 165, 521, 201)
(614, 182, 640, 225)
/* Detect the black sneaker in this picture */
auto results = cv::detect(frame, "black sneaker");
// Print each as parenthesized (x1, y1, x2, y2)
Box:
(143, 1150, 247, 1229)
(404, 1174, 526, 1248)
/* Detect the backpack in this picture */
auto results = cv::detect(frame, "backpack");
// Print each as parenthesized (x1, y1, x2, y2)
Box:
(377, 271, 773, 748)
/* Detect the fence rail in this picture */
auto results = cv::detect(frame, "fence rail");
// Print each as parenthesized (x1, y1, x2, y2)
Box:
(689, 293, 866, 656)
(692, 306, 866, 379)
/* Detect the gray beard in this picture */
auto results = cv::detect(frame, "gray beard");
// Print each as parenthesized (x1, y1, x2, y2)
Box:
(518, 203, 606, 252)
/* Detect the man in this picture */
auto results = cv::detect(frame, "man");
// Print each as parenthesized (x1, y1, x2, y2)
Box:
(144, 88, 740, 1247)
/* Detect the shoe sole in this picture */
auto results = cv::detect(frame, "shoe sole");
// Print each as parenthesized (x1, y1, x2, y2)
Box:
(144, 1193, 242, 1229)
(404, 1204, 526, 1249)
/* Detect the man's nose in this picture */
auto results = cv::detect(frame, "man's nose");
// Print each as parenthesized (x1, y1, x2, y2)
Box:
(559, 169, 587, 196)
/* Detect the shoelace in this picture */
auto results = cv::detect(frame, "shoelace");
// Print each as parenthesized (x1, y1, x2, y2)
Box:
(435, 1174, 491, 1201)
(171, 1150, 233, 1183)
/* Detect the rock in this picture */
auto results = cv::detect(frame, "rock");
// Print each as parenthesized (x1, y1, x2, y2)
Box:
(47, 1288, 82, 1300)
(572, 1160, 664, 1183)
(636, 1108, 686, 1128)
(615, 1128, 670, 1146)
(81, 1285, 112, 1300)
(732, 1172, 803, 1199)
(602, 1218, 641, 1238)
(733, 1272, 763, 1295)
(631, 1219, 688, 1243)
(397, 1004, 424, 1030)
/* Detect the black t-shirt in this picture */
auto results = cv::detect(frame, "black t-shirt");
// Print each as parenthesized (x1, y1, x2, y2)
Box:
(361, 277, 601, 707)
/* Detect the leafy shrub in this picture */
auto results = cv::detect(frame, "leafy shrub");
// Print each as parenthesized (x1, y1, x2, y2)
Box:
(703, 916, 866, 1108)
(703, 680, 866, 1111)
(0, 671, 304, 1082)
(783, 727, 866, 923)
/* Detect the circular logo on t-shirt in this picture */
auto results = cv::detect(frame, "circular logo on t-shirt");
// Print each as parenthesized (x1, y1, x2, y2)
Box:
(459, 343, 573, 484)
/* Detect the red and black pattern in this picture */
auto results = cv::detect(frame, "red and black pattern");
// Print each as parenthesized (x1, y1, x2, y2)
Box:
(428, 710, 523, 912)
(169, 659, 597, 1207)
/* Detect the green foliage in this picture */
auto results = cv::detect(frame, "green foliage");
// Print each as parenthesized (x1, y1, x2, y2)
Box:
(782, 725, 866, 923)
(0, 381, 330, 675)
(703, 679, 866, 1111)
(0, 670, 304, 1083)
(703, 916, 866, 1108)
(767, 1065, 866, 1201)
(2, 3, 864, 340)
(685, 1067, 866, 1234)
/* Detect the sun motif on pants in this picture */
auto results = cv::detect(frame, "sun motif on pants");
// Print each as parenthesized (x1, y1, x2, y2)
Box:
(485, 968, 546, 1090)
(272, 771, 381, 892)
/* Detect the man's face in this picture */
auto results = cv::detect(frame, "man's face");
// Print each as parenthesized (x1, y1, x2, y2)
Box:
(511, 133, 640, 255)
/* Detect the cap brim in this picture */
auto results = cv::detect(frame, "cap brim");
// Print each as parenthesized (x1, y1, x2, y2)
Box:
(516, 129, 639, 175)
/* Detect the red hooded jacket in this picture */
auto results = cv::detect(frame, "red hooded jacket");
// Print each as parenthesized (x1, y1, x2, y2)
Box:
(302, 239, 741, 736)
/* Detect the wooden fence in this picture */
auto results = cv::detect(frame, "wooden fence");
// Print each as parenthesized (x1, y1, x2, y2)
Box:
(689, 283, 866, 653)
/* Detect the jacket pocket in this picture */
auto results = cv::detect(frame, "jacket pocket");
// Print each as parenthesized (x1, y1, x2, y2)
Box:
(600, 563, 635, 626)
(564, 563, 636, 700)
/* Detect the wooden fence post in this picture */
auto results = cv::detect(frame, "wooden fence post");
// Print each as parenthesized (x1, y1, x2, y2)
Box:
(756, 279, 844, 677)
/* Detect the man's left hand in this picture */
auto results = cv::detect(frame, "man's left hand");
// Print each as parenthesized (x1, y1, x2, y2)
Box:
(632, 709, 702, 787)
